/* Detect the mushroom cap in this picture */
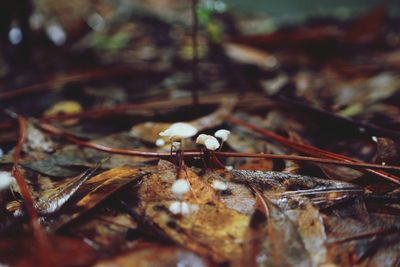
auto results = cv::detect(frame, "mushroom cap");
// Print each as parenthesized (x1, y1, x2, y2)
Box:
(159, 122, 198, 140)
(0, 171, 15, 191)
(171, 179, 191, 196)
(211, 180, 228, 191)
(169, 201, 183, 215)
(196, 134, 220, 150)
(169, 201, 198, 215)
(196, 134, 211, 145)
(155, 138, 166, 147)
(204, 136, 220, 151)
(214, 129, 231, 142)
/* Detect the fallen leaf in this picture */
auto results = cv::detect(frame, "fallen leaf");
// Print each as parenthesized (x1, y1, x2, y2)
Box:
(44, 100, 83, 126)
(45, 166, 148, 231)
(243, 189, 312, 267)
(134, 160, 250, 263)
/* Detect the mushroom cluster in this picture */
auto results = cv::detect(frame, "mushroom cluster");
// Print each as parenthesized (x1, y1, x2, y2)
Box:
(196, 129, 231, 151)
(168, 177, 199, 216)
(156, 123, 232, 214)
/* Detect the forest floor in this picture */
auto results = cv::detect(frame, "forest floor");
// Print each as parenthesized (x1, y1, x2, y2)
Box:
(1, 1, 400, 266)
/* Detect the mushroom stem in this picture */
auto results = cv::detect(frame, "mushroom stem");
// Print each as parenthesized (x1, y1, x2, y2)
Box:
(177, 139, 185, 179)
(211, 152, 225, 169)
(218, 140, 225, 152)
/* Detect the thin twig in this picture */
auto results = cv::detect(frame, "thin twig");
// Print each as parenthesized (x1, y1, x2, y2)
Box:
(9, 113, 53, 266)
(39, 93, 268, 122)
(227, 115, 400, 185)
(36, 121, 400, 173)
(0, 64, 163, 101)
(327, 227, 398, 244)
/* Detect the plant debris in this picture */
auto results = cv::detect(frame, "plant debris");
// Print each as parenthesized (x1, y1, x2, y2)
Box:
(1, 1, 400, 266)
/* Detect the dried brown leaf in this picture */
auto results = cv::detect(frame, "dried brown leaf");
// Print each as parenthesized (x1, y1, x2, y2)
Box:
(136, 160, 250, 263)
(46, 166, 148, 231)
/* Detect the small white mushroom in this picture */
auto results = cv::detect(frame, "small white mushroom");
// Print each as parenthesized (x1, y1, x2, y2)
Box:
(159, 122, 198, 140)
(169, 201, 199, 215)
(214, 129, 231, 142)
(180, 202, 191, 215)
(171, 179, 191, 197)
(155, 138, 166, 147)
(371, 136, 378, 143)
(204, 137, 220, 151)
(169, 201, 184, 215)
(211, 180, 228, 191)
(196, 134, 210, 145)
(0, 171, 15, 191)
(196, 134, 220, 150)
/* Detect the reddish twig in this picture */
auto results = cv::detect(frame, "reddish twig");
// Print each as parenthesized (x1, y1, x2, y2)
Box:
(10, 114, 53, 266)
(211, 152, 226, 169)
(227, 115, 400, 185)
(0, 64, 163, 101)
(0, 121, 15, 129)
(37, 121, 400, 173)
(327, 227, 398, 244)
(39, 93, 269, 123)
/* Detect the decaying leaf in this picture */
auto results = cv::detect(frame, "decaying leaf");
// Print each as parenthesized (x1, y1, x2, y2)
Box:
(265, 195, 327, 266)
(44, 100, 83, 126)
(204, 171, 256, 215)
(229, 169, 363, 197)
(325, 213, 400, 266)
(373, 137, 399, 165)
(36, 161, 104, 214)
(22, 153, 90, 178)
(67, 207, 139, 253)
(132, 160, 250, 263)
(45, 166, 148, 231)
(243, 189, 312, 267)
(23, 122, 56, 154)
(12, 162, 103, 216)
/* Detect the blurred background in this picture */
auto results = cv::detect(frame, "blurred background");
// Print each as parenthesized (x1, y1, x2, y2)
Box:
(1, 0, 400, 138)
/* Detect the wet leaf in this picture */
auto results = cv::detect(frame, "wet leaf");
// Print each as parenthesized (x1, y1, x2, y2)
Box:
(243, 189, 312, 267)
(22, 153, 89, 178)
(44, 100, 83, 126)
(22, 122, 56, 154)
(67, 207, 139, 253)
(45, 166, 148, 231)
(373, 137, 399, 165)
(35, 161, 103, 214)
(134, 160, 250, 263)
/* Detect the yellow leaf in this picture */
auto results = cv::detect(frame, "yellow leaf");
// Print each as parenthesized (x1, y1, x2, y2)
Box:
(44, 100, 83, 125)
